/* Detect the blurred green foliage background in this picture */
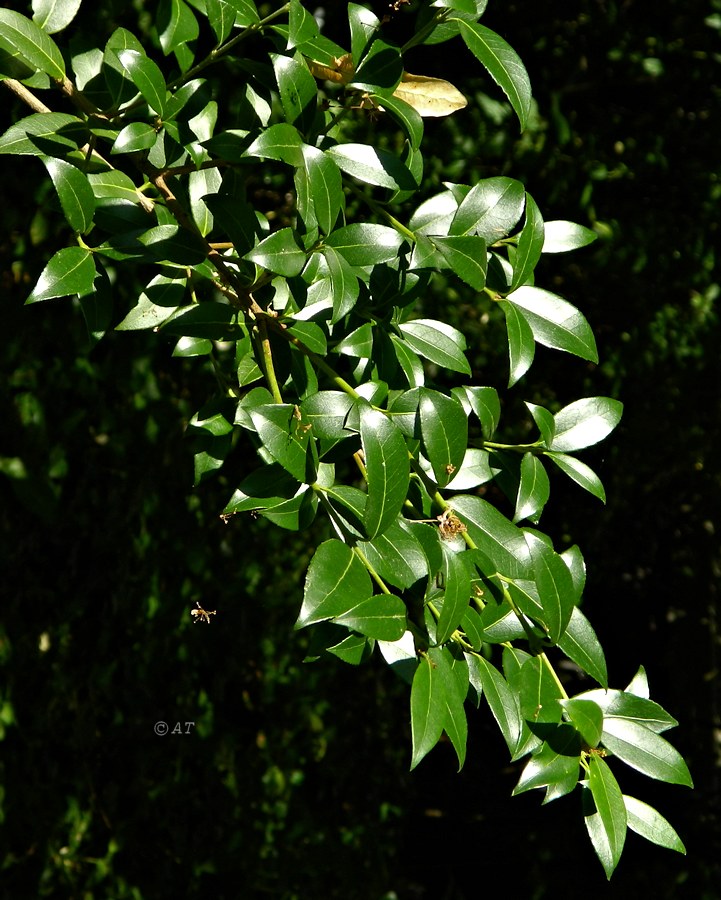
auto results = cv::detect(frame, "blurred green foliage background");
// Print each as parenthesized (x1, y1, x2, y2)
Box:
(1, 1, 719, 897)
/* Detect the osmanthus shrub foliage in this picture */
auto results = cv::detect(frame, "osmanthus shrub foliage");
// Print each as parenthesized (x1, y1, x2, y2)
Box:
(0, 0, 692, 878)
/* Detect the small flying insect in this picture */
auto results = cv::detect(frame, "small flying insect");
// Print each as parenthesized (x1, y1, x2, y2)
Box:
(191, 601, 217, 624)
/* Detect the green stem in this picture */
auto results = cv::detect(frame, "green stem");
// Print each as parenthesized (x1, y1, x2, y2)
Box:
(257, 319, 283, 403)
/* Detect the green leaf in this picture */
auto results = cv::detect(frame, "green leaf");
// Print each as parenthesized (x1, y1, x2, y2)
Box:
(410, 652, 446, 770)
(26, 247, 96, 304)
(348, 1, 379, 64)
(625, 666, 650, 698)
(542, 220, 597, 253)
(244, 122, 305, 166)
(300, 391, 354, 440)
(296, 539, 373, 628)
(512, 725, 581, 800)
(352, 39, 403, 92)
(137, 224, 208, 265)
(116, 273, 187, 330)
(436, 547, 472, 645)
(550, 397, 624, 452)
(471, 654, 522, 754)
(398, 319, 471, 375)
(113, 48, 167, 115)
(111, 122, 157, 154)
(158, 0, 199, 56)
(499, 299, 535, 386)
(601, 718, 693, 786)
(463, 386, 500, 438)
(419, 388, 468, 488)
(325, 223, 404, 267)
(288, 0, 319, 49)
(526, 401, 555, 445)
(456, 20, 531, 130)
(525, 530, 575, 643)
(623, 795, 686, 854)
(206, 0, 237, 44)
(557, 607, 608, 688)
(431, 235, 487, 290)
(41, 157, 95, 234)
(271, 52, 317, 131)
(360, 405, 410, 539)
(32, 0, 82, 34)
(510, 192, 544, 290)
(517, 656, 563, 724)
(586, 755, 627, 880)
(0, 9, 65, 80)
(514, 452, 550, 523)
(450, 176, 525, 241)
(372, 92, 423, 150)
(301, 146, 343, 234)
(333, 593, 407, 641)
(189, 167, 223, 236)
(506, 286, 598, 362)
(545, 451, 606, 502)
(326, 143, 417, 191)
(0, 112, 86, 157)
(244, 228, 306, 277)
(87, 170, 144, 204)
(449, 495, 531, 579)
(249, 403, 314, 483)
(576, 688, 678, 734)
(322, 245, 359, 322)
(357, 520, 429, 590)
(560, 699, 603, 748)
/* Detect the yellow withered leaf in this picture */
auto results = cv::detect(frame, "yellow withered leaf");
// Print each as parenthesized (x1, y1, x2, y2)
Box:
(392, 73, 467, 118)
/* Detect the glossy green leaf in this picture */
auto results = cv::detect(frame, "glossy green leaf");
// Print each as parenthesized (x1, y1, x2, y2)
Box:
(188, 167, 223, 236)
(372, 92, 423, 150)
(262, 488, 318, 531)
(348, 1, 379, 64)
(517, 656, 563, 724)
(542, 220, 597, 253)
(510, 193, 544, 290)
(436, 547, 472, 645)
(352, 39, 403, 92)
(410, 652, 446, 770)
(557, 607, 608, 688)
(450, 495, 531, 579)
(432, 235, 487, 290)
(560, 699, 603, 748)
(550, 397, 624, 452)
(87, 170, 143, 204)
(244, 228, 306, 277)
(439, 646, 469, 770)
(111, 122, 157, 154)
(357, 520, 428, 590)
(272, 52, 317, 131)
(576, 689, 678, 734)
(32, 0, 82, 34)
(288, 0, 319, 49)
(526, 402, 555, 445)
(445, 448, 494, 490)
(623, 795, 686, 854)
(116, 273, 187, 330)
(244, 122, 304, 166)
(625, 666, 650, 699)
(0, 112, 86, 157)
(463, 386, 500, 438)
(506, 286, 598, 362)
(0, 10, 65, 80)
(586, 755, 627, 880)
(26, 247, 96, 304)
(419, 388, 468, 488)
(512, 725, 581, 800)
(525, 530, 575, 643)
(514, 452, 550, 523)
(114, 49, 167, 115)
(160, 302, 239, 340)
(287, 320, 327, 356)
(360, 405, 410, 539)
(325, 224, 404, 267)
(545, 451, 606, 502)
(456, 20, 531, 130)
(333, 593, 407, 642)
(322, 246, 359, 322)
(399, 319, 471, 375)
(499, 299, 535, 386)
(601, 718, 693, 786)
(157, 0, 199, 56)
(249, 403, 313, 483)
(472, 654, 522, 754)
(296, 539, 373, 628)
(41, 157, 95, 234)
(137, 224, 207, 265)
(326, 144, 417, 191)
(301, 145, 343, 235)
(450, 176, 525, 241)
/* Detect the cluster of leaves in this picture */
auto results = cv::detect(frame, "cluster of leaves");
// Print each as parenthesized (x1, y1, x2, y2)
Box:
(0, 0, 692, 877)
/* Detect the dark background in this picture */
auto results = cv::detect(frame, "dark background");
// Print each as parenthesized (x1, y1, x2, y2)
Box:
(1, 1, 719, 897)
